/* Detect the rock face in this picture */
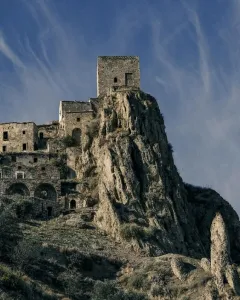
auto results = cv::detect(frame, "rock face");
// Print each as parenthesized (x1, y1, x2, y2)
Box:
(185, 183, 240, 263)
(74, 89, 240, 261)
(210, 212, 240, 296)
(210, 213, 231, 292)
(91, 90, 206, 256)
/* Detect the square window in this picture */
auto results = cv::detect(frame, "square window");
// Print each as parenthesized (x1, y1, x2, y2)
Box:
(2, 146, 6, 152)
(22, 130, 26, 134)
(16, 172, 24, 179)
(41, 167, 46, 171)
(3, 132, 8, 141)
(18, 166, 22, 170)
(22, 144, 27, 151)
(77, 118, 80, 122)
(125, 73, 133, 86)
(34, 158, 38, 163)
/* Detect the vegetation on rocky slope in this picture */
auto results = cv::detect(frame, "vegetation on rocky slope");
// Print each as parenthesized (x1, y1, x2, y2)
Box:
(1, 90, 240, 299)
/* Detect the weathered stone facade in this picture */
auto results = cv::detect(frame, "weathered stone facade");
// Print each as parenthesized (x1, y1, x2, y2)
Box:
(0, 152, 61, 217)
(37, 122, 59, 150)
(0, 56, 141, 218)
(97, 56, 140, 96)
(0, 122, 38, 153)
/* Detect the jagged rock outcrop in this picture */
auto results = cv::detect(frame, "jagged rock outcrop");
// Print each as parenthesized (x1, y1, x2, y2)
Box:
(211, 213, 231, 292)
(88, 90, 206, 256)
(74, 89, 240, 262)
(225, 264, 240, 295)
(200, 257, 211, 273)
(185, 184, 240, 262)
(210, 213, 240, 296)
(171, 257, 187, 281)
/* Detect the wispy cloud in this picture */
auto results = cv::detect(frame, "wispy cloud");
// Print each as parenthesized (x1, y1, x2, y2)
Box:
(0, 0, 95, 123)
(0, 0, 240, 214)
(146, 1, 240, 213)
(0, 31, 24, 68)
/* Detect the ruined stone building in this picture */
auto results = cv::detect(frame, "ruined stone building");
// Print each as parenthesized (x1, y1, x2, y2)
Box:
(0, 56, 140, 218)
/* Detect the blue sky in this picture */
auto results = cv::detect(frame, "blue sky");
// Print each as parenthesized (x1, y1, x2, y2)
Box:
(1, 0, 240, 213)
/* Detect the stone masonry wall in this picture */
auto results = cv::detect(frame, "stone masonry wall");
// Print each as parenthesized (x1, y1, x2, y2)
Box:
(97, 56, 140, 96)
(0, 153, 58, 167)
(37, 123, 59, 139)
(37, 123, 59, 150)
(0, 122, 38, 153)
(63, 111, 94, 137)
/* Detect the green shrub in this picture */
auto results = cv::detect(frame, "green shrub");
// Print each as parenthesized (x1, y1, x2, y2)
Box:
(120, 224, 145, 241)
(50, 154, 68, 179)
(120, 223, 158, 242)
(92, 280, 147, 300)
(62, 135, 77, 147)
(57, 269, 84, 299)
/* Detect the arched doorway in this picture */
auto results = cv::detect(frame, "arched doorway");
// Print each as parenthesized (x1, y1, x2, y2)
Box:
(70, 200, 76, 209)
(34, 183, 57, 201)
(6, 183, 30, 197)
(72, 128, 81, 146)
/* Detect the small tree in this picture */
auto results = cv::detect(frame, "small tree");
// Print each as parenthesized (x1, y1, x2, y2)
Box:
(63, 135, 77, 147)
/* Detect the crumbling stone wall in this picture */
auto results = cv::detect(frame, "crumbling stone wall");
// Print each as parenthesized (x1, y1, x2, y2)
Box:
(59, 101, 94, 138)
(63, 111, 94, 139)
(0, 122, 38, 153)
(37, 122, 59, 150)
(0, 153, 58, 167)
(97, 56, 140, 96)
(0, 152, 62, 217)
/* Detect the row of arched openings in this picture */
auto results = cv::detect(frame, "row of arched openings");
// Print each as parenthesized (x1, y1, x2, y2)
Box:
(6, 183, 57, 201)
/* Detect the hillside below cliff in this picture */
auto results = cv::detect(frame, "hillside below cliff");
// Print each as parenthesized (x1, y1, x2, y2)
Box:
(1, 89, 240, 299)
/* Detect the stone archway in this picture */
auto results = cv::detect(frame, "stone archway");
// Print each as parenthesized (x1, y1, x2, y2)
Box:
(6, 183, 30, 197)
(72, 128, 81, 145)
(34, 183, 57, 201)
(70, 200, 76, 209)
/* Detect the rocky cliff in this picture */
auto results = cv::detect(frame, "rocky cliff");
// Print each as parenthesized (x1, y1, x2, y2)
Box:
(74, 89, 240, 261)
(1, 89, 240, 299)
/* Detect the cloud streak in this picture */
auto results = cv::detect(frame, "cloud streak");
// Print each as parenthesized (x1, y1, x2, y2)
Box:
(0, 0, 240, 215)
(146, 1, 240, 213)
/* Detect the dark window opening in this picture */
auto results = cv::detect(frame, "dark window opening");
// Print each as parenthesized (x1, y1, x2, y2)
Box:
(70, 200, 76, 209)
(114, 77, 118, 83)
(77, 117, 80, 122)
(34, 158, 38, 163)
(18, 166, 22, 170)
(16, 172, 24, 179)
(125, 73, 133, 86)
(3, 132, 8, 141)
(41, 167, 45, 171)
(47, 207, 52, 217)
(22, 144, 27, 151)
(39, 132, 44, 139)
(11, 156, 16, 162)
(2, 146, 6, 152)
(22, 131, 26, 134)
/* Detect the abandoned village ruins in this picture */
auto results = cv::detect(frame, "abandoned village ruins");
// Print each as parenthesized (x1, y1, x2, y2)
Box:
(0, 56, 140, 218)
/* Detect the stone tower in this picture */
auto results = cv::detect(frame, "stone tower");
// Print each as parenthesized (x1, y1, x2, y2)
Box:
(97, 56, 140, 96)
